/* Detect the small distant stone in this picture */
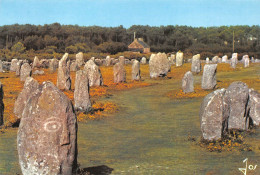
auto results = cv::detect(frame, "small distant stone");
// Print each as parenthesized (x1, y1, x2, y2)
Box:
(182, 71, 194, 93)
(20, 63, 32, 81)
(132, 60, 141, 80)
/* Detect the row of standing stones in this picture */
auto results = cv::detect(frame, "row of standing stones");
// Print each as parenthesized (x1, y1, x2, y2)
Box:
(0, 51, 259, 174)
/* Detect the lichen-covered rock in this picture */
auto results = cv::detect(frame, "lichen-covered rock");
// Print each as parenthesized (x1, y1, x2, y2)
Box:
(223, 81, 249, 130)
(191, 54, 201, 73)
(74, 70, 91, 112)
(20, 63, 32, 81)
(14, 77, 39, 119)
(10, 59, 18, 72)
(70, 61, 79, 72)
(76, 52, 84, 67)
(32, 56, 40, 69)
(182, 71, 194, 93)
(248, 89, 260, 126)
(149, 52, 170, 78)
(16, 60, 23, 76)
(176, 51, 183, 67)
(201, 64, 217, 90)
(140, 57, 147, 64)
(49, 58, 59, 73)
(57, 53, 71, 90)
(200, 88, 228, 141)
(84, 60, 103, 87)
(0, 82, 3, 126)
(17, 81, 77, 175)
(132, 60, 141, 80)
(113, 62, 126, 83)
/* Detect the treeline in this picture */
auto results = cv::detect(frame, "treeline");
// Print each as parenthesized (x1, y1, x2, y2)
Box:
(0, 23, 260, 56)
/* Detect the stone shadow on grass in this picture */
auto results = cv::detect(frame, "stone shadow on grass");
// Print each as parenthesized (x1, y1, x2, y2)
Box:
(77, 165, 114, 175)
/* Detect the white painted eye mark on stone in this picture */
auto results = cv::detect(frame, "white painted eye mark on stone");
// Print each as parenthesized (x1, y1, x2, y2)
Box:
(43, 117, 62, 132)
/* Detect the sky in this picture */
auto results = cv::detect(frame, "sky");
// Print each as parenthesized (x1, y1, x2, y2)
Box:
(0, 0, 259, 28)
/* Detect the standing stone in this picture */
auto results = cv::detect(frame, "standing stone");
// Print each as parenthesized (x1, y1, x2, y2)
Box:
(32, 56, 40, 69)
(113, 62, 126, 83)
(10, 59, 18, 72)
(132, 60, 141, 80)
(74, 70, 91, 112)
(222, 55, 228, 63)
(16, 60, 23, 76)
(223, 81, 249, 130)
(70, 61, 79, 72)
(17, 81, 77, 175)
(0, 82, 3, 126)
(232, 53, 238, 62)
(248, 89, 260, 126)
(125, 59, 131, 65)
(75, 52, 84, 67)
(212, 56, 219, 64)
(20, 63, 32, 81)
(201, 64, 217, 90)
(206, 57, 210, 64)
(0, 60, 3, 72)
(169, 54, 176, 65)
(230, 56, 237, 68)
(244, 56, 250, 68)
(105, 56, 112, 66)
(14, 77, 39, 119)
(57, 53, 71, 90)
(200, 88, 228, 141)
(149, 52, 170, 78)
(84, 60, 103, 87)
(119, 56, 125, 65)
(90, 57, 95, 61)
(176, 51, 184, 67)
(49, 58, 59, 73)
(182, 71, 194, 93)
(39, 59, 49, 68)
(141, 57, 147, 64)
(191, 54, 201, 73)
(94, 59, 102, 66)
(251, 57, 255, 63)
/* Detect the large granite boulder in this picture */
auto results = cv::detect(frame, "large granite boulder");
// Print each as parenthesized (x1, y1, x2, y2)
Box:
(176, 51, 183, 67)
(49, 58, 59, 73)
(191, 54, 201, 73)
(57, 53, 71, 90)
(75, 52, 84, 67)
(0, 82, 3, 126)
(74, 70, 91, 112)
(17, 81, 77, 175)
(84, 60, 103, 87)
(16, 60, 23, 76)
(10, 59, 18, 72)
(223, 81, 249, 130)
(201, 64, 217, 90)
(20, 63, 32, 81)
(14, 77, 39, 119)
(132, 60, 141, 80)
(32, 56, 40, 69)
(182, 71, 194, 93)
(200, 88, 228, 141)
(248, 89, 260, 126)
(149, 52, 170, 78)
(113, 62, 126, 83)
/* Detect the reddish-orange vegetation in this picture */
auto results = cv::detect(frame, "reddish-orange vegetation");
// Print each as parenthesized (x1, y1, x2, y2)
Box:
(166, 86, 212, 99)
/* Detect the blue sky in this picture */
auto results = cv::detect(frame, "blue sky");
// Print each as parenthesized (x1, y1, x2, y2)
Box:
(0, 0, 259, 28)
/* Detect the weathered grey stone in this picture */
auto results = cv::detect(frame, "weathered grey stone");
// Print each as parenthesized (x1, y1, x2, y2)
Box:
(248, 89, 260, 126)
(2, 61, 11, 71)
(94, 59, 102, 66)
(0, 82, 3, 126)
(191, 54, 201, 73)
(105, 56, 112, 66)
(251, 57, 255, 63)
(113, 59, 119, 65)
(169, 54, 176, 65)
(212, 56, 219, 64)
(39, 59, 49, 68)
(113, 62, 126, 83)
(70, 61, 79, 72)
(17, 81, 77, 175)
(32, 56, 40, 69)
(10, 59, 18, 72)
(111, 58, 115, 65)
(125, 59, 131, 65)
(74, 70, 91, 112)
(230, 56, 237, 68)
(224, 81, 249, 130)
(201, 64, 217, 90)
(119, 56, 125, 65)
(149, 52, 170, 78)
(206, 57, 210, 64)
(33, 70, 45, 75)
(57, 53, 71, 90)
(182, 71, 194, 93)
(16, 60, 23, 76)
(0, 60, 3, 72)
(49, 58, 59, 73)
(243, 55, 250, 68)
(140, 57, 147, 64)
(200, 88, 228, 141)
(222, 55, 228, 63)
(90, 57, 95, 61)
(75, 52, 84, 67)
(84, 60, 103, 87)
(132, 60, 141, 80)
(20, 63, 32, 81)
(232, 53, 238, 61)
(14, 77, 39, 119)
(176, 51, 183, 67)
